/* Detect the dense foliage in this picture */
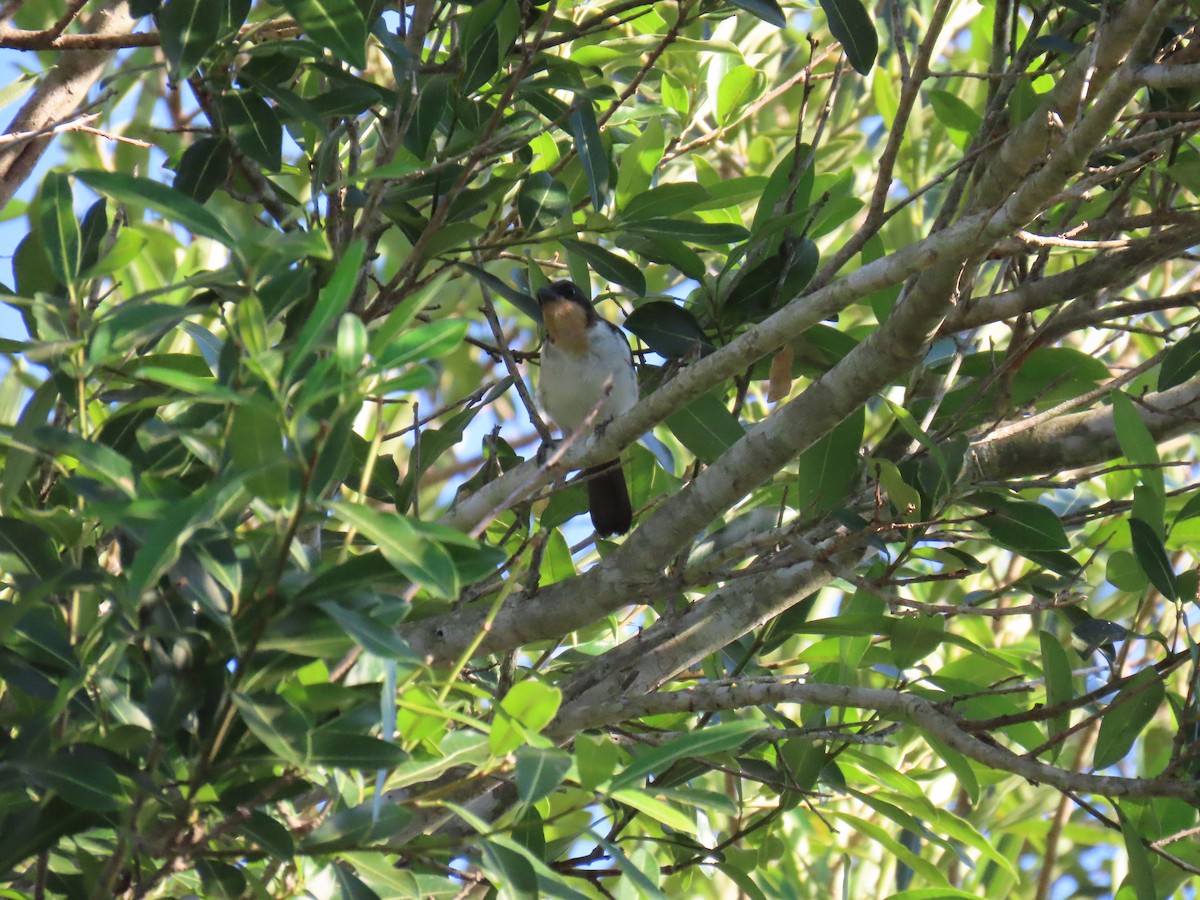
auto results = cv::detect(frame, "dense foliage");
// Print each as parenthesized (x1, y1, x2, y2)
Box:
(2, 0, 1200, 896)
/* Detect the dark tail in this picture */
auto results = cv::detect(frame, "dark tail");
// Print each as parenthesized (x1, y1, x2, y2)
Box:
(585, 461, 632, 537)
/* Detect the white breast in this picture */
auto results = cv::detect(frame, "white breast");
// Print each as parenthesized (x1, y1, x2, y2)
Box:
(538, 321, 638, 433)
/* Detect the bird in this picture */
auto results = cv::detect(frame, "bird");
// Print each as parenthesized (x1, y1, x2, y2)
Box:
(536, 279, 638, 537)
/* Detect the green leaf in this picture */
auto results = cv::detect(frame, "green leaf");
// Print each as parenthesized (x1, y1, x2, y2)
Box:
(232, 693, 308, 766)
(287, 239, 364, 379)
(923, 731, 978, 804)
(615, 117, 663, 206)
(514, 747, 572, 803)
(726, 239, 819, 319)
(795, 407, 863, 514)
(890, 614, 944, 669)
(82, 227, 148, 278)
(25, 753, 123, 813)
(160, 0, 222, 78)
(518, 172, 571, 231)
(819, 0, 878, 74)
(664, 391, 744, 464)
(229, 400, 289, 505)
(1158, 329, 1200, 391)
(973, 493, 1069, 552)
(725, 0, 785, 28)
(319, 602, 415, 660)
(928, 89, 982, 133)
(74, 169, 234, 247)
(661, 72, 688, 116)
(1093, 668, 1165, 769)
(281, 0, 368, 69)
(1128, 517, 1178, 601)
(458, 263, 540, 320)
(560, 238, 644, 296)
(173, 137, 231, 203)
(1117, 805, 1157, 900)
(717, 65, 763, 126)
(611, 788, 697, 834)
(491, 680, 562, 755)
(328, 501, 459, 599)
(1039, 630, 1074, 751)
(307, 732, 406, 768)
(575, 733, 619, 791)
(40, 172, 80, 286)
(217, 91, 282, 172)
(621, 182, 711, 222)
(568, 101, 609, 211)
(611, 720, 763, 790)
(625, 218, 749, 245)
(31, 426, 137, 497)
(371, 319, 469, 371)
(1, 380, 58, 511)
(623, 302, 711, 358)
(238, 811, 295, 859)
(0, 517, 60, 581)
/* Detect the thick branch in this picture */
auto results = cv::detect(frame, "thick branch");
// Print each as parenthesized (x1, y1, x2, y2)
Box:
(967, 379, 1200, 482)
(549, 680, 1199, 802)
(0, 0, 135, 210)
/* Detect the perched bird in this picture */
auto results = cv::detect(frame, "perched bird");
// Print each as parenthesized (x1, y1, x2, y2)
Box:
(536, 279, 638, 536)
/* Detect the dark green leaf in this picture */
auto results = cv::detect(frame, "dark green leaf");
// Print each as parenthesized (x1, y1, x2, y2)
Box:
(560, 238, 645, 296)
(514, 747, 572, 803)
(891, 614, 943, 669)
(0, 517, 60, 581)
(621, 183, 711, 222)
(1159, 329, 1200, 391)
(1039, 630, 1073, 749)
(518, 172, 571, 231)
(40, 172, 80, 286)
(308, 732, 406, 768)
(232, 693, 308, 766)
(229, 400, 290, 505)
(795, 407, 863, 513)
(725, 0, 785, 28)
(459, 263, 541, 320)
(625, 218, 749, 245)
(25, 753, 123, 813)
(717, 65, 763, 125)
(371, 319, 469, 370)
(611, 720, 763, 790)
(74, 169, 234, 247)
(569, 101, 609, 211)
(819, 0, 878, 74)
(616, 234, 706, 280)
(173, 138, 231, 202)
(973, 493, 1069, 552)
(287, 240, 364, 379)
(282, 0, 368, 69)
(664, 391, 744, 464)
(1, 380, 58, 510)
(329, 501, 459, 599)
(218, 91, 283, 171)
(160, 0, 222, 78)
(725, 238, 819, 318)
(1117, 805, 1157, 900)
(1093, 668, 1165, 769)
(31, 426, 136, 497)
(928, 89, 982, 133)
(238, 810, 295, 859)
(624, 301, 710, 358)
(752, 145, 813, 234)
(319, 601, 416, 660)
(1128, 517, 1178, 601)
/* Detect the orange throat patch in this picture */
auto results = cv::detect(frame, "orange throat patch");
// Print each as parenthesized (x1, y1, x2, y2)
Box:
(542, 298, 590, 357)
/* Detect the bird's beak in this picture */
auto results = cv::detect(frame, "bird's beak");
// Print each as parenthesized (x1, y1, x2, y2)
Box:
(536, 285, 561, 306)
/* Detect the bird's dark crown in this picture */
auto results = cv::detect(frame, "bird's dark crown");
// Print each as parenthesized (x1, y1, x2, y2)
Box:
(537, 279, 590, 308)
